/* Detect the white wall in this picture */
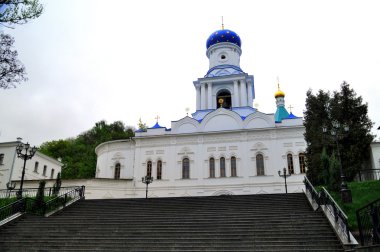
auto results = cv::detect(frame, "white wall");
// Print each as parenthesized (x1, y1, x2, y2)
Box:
(0, 142, 62, 189)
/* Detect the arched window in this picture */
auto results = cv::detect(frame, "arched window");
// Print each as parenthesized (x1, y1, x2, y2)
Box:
(220, 157, 226, 177)
(299, 153, 306, 173)
(182, 158, 190, 179)
(209, 158, 215, 178)
(287, 154, 294, 174)
(256, 154, 265, 176)
(231, 156, 237, 177)
(157, 160, 162, 180)
(114, 163, 120, 179)
(216, 90, 232, 109)
(147, 161, 152, 177)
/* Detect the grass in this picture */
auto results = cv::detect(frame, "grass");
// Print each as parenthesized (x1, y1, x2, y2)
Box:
(320, 180, 380, 230)
(0, 197, 18, 208)
(0, 196, 57, 209)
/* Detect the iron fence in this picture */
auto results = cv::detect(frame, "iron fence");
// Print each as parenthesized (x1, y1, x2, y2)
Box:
(0, 186, 85, 224)
(356, 169, 380, 182)
(0, 186, 80, 199)
(356, 197, 380, 246)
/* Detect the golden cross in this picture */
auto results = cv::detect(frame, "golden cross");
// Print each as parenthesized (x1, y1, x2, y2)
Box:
(222, 16, 224, 30)
(288, 105, 294, 113)
(155, 115, 160, 123)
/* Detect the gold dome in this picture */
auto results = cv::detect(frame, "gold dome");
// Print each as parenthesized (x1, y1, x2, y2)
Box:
(275, 89, 285, 98)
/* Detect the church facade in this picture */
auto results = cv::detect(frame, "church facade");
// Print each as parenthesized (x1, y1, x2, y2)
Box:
(95, 27, 307, 198)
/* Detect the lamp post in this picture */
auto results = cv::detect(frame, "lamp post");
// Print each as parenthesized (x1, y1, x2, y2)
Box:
(16, 141, 37, 199)
(278, 167, 291, 194)
(141, 175, 153, 199)
(323, 120, 352, 203)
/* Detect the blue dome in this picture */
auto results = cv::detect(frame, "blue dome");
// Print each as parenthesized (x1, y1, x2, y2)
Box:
(206, 29, 241, 49)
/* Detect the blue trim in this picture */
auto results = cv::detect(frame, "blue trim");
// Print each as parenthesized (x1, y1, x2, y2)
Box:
(205, 64, 244, 77)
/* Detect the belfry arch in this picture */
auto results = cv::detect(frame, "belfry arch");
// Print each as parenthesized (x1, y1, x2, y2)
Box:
(216, 90, 232, 109)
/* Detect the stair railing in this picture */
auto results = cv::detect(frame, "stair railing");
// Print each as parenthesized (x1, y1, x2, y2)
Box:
(0, 186, 85, 224)
(304, 176, 320, 207)
(0, 186, 81, 199)
(304, 177, 354, 245)
(319, 187, 351, 243)
(356, 197, 380, 246)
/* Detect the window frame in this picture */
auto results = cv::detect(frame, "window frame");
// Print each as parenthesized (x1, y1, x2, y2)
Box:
(157, 160, 162, 180)
(256, 154, 265, 176)
(220, 157, 226, 177)
(209, 157, 215, 178)
(182, 158, 190, 179)
(231, 156, 237, 177)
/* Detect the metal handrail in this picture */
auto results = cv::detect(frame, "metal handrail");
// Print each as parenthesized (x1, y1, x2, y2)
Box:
(0, 198, 26, 223)
(356, 197, 380, 246)
(0, 186, 80, 199)
(320, 187, 350, 242)
(304, 176, 320, 206)
(0, 186, 85, 224)
(304, 177, 351, 243)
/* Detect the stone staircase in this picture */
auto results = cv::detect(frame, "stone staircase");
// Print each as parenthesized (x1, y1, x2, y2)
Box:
(0, 193, 345, 251)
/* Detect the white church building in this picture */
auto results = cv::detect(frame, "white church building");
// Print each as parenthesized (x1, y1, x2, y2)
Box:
(94, 27, 307, 198)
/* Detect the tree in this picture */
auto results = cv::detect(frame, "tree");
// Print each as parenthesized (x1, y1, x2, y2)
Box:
(304, 82, 374, 186)
(0, 0, 43, 26)
(137, 118, 147, 132)
(0, 33, 27, 88)
(0, 0, 43, 89)
(52, 172, 61, 196)
(39, 120, 135, 179)
(304, 89, 330, 185)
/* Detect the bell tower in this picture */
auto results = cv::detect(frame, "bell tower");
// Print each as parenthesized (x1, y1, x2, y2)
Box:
(193, 27, 255, 118)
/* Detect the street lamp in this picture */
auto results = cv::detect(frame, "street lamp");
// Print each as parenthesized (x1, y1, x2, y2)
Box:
(278, 167, 291, 194)
(141, 175, 153, 199)
(16, 141, 37, 199)
(322, 120, 352, 203)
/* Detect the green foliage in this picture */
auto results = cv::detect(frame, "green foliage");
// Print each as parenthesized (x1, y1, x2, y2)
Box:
(137, 118, 147, 132)
(328, 151, 340, 191)
(304, 82, 374, 185)
(320, 147, 330, 185)
(0, 0, 43, 26)
(0, 197, 17, 207)
(52, 172, 61, 196)
(327, 180, 380, 230)
(35, 180, 45, 208)
(39, 120, 134, 179)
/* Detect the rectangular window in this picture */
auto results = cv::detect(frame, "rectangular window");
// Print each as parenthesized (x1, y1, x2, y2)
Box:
(43, 165, 47, 176)
(220, 157, 226, 177)
(287, 154, 294, 174)
(157, 161, 162, 180)
(299, 154, 306, 173)
(0, 154, 4, 165)
(34, 161, 39, 172)
(209, 158, 215, 178)
(51, 169, 55, 179)
(231, 157, 237, 177)
(182, 158, 190, 179)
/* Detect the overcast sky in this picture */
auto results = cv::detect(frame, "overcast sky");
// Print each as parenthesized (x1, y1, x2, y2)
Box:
(0, 0, 379, 145)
